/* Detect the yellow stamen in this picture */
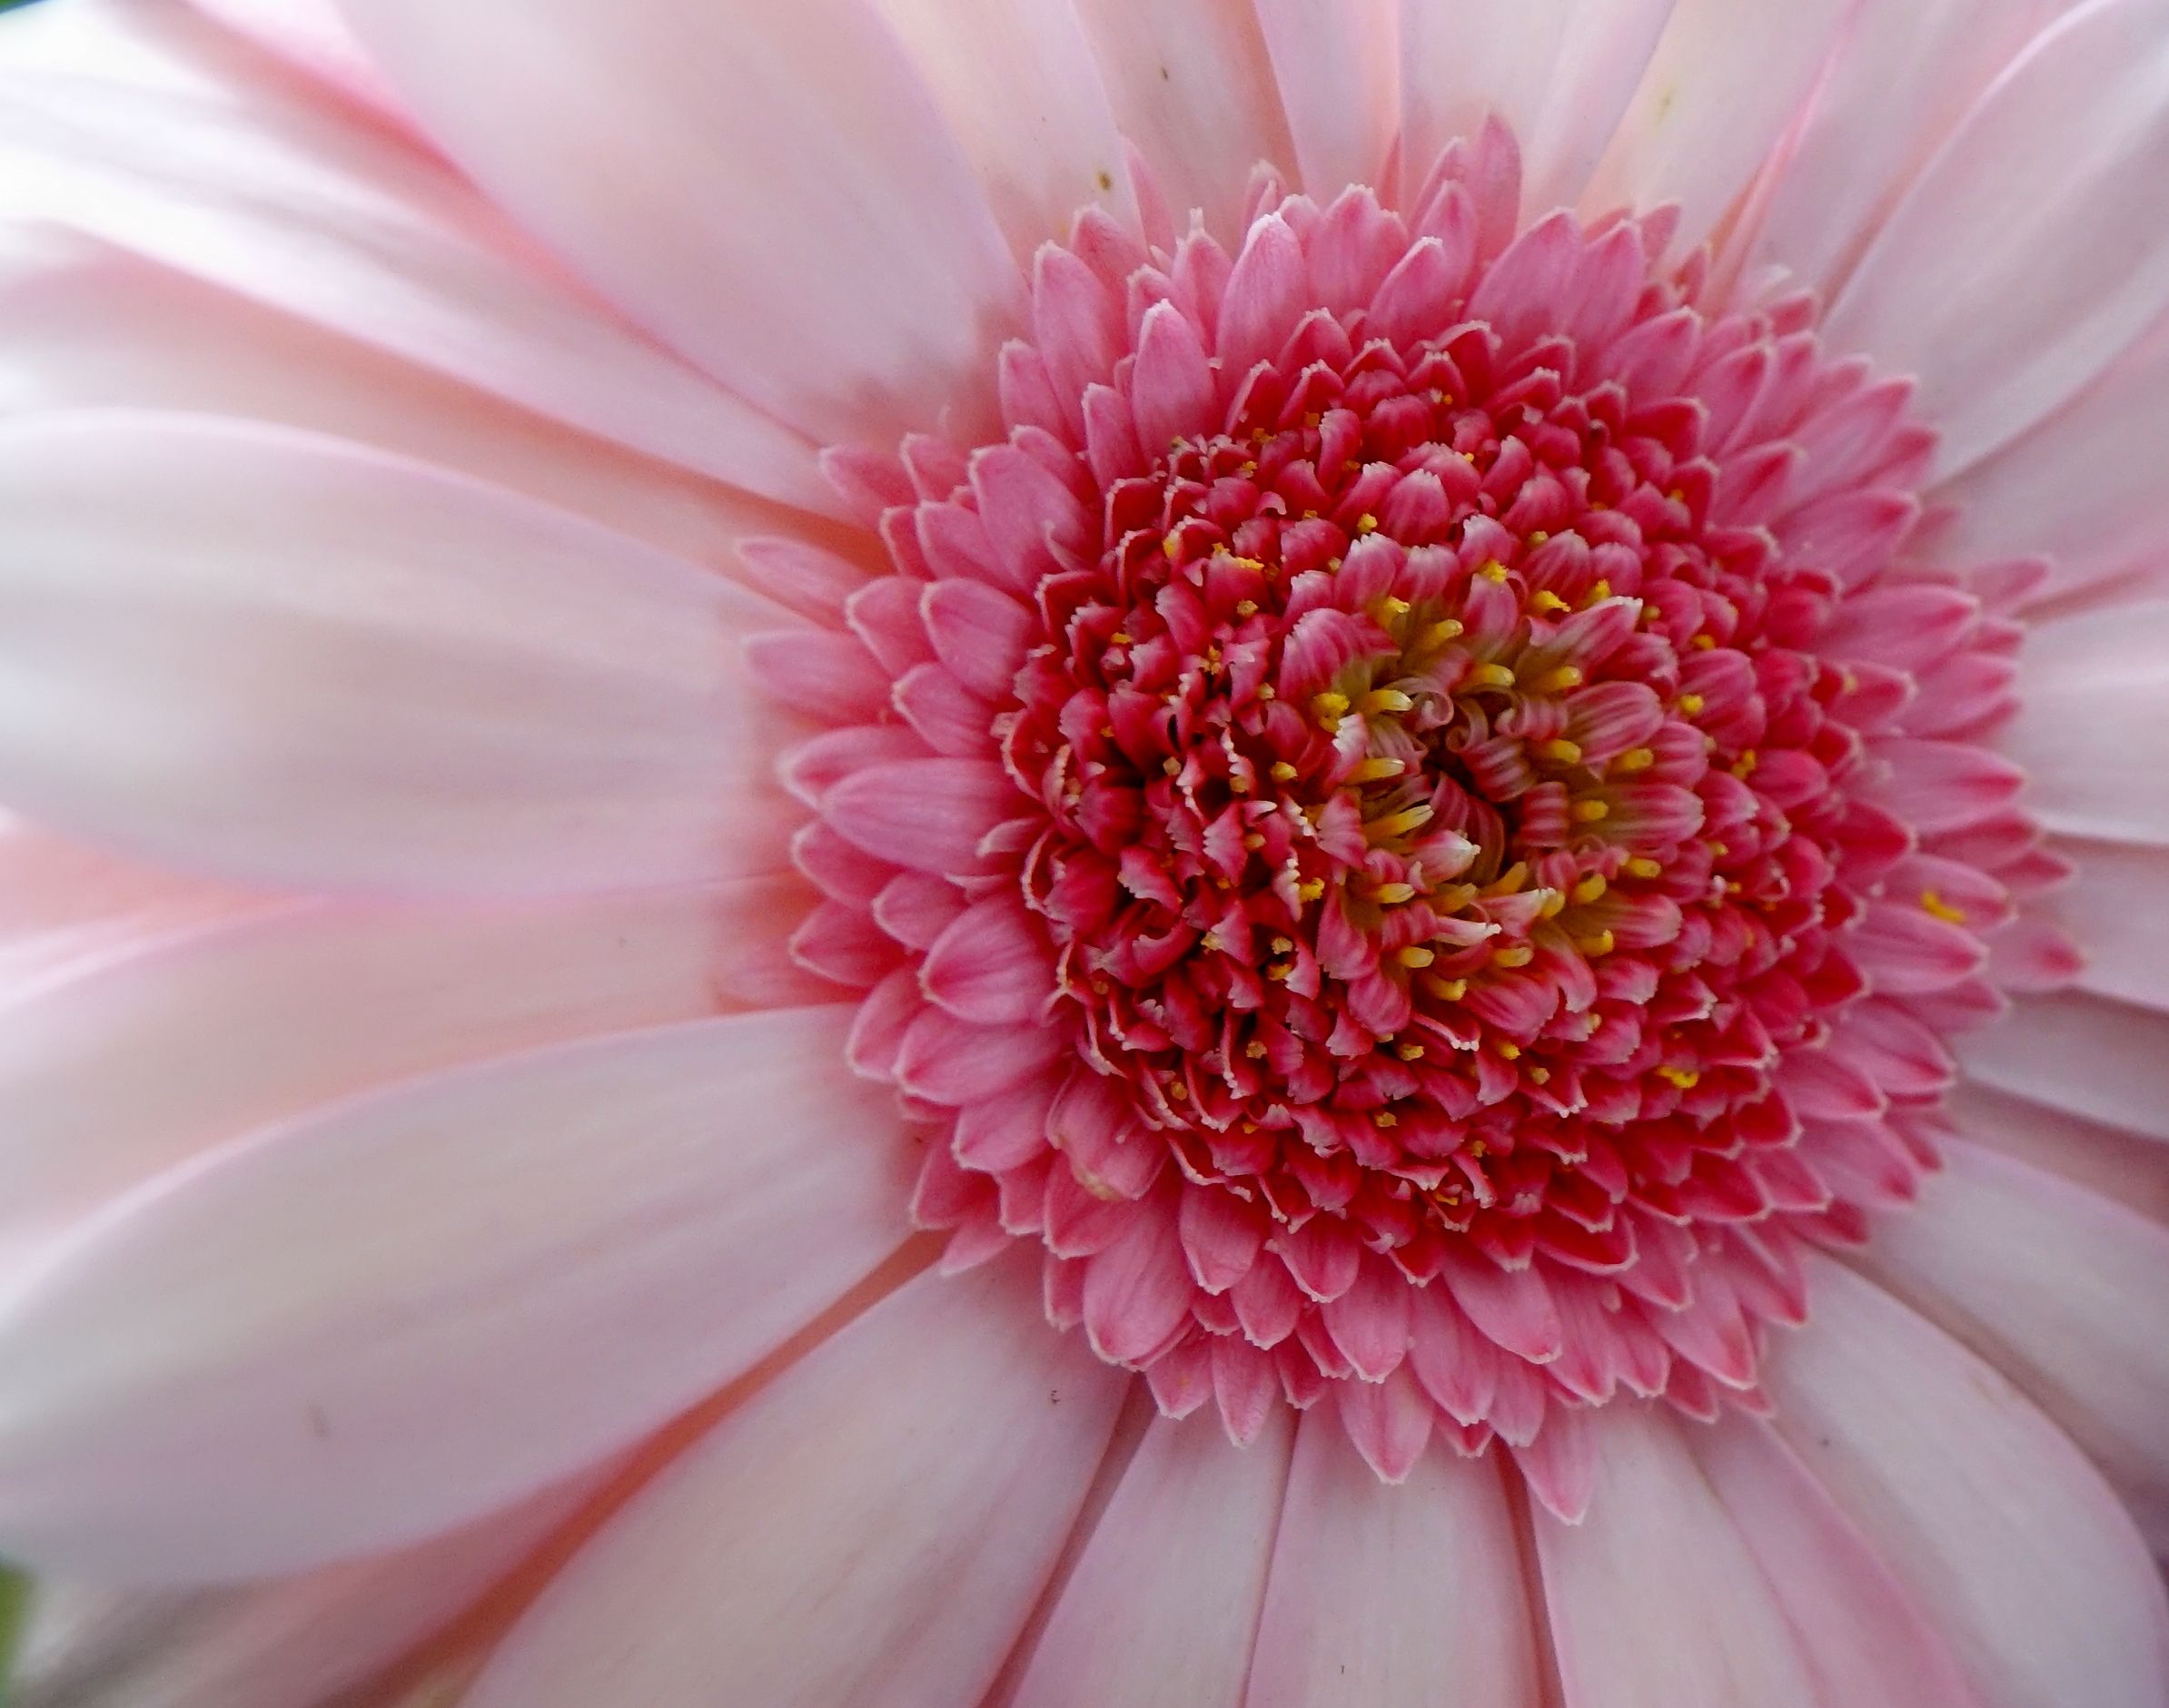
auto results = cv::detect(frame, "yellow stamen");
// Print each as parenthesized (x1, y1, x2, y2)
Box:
(1270, 760, 1299, 782)
(1572, 873, 1609, 904)
(1359, 686, 1415, 716)
(1496, 1041, 1522, 1059)
(1615, 747, 1656, 772)
(1235, 599, 1259, 617)
(1244, 1039, 1269, 1059)
(1534, 665, 1584, 694)
(1372, 1110, 1398, 1128)
(1369, 803, 1436, 840)
(1658, 1066, 1700, 1091)
(1468, 662, 1518, 690)
(1421, 618, 1466, 647)
(1349, 755, 1409, 785)
(1355, 513, 1379, 534)
(1397, 945, 1437, 969)
(1396, 1042, 1427, 1061)
(1538, 888, 1567, 918)
(1921, 888, 1968, 924)
(1530, 1066, 1551, 1084)
(1531, 589, 1570, 614)
(1678, 693, 1706, 716)
(1625, 856, 1664, 880)
(1575, 929, 1617, 957)
(1480, 559, 1510, 583)
(1572, 799, 1610, 823)
(1542, 738, 1584, 765)
(1493, 943, 1536, 969)
(1379, 596, 1412, 617)
(1691, 633, 1716, 649)
(1296, 878, 1326, 904)
(1373, 881, 1418, 905)
(1312, 689, 1351, 728)
(1425, 975, 1469, 1002)
(1243, 831, 1265, 851)
(1730, 749, 1759, 779)
(1588, 579, 1612, 602)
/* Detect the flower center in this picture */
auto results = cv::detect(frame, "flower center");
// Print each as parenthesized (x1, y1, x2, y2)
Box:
(757, 129, 2039, 1506)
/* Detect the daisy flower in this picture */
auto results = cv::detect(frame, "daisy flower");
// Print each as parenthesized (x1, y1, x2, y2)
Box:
(2, 0, 2167, 1702)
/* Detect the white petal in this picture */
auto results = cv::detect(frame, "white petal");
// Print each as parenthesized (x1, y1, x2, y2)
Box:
(0, 411, 805, 896)
(1852, 1140, 2169, 1551)
(467, 1264, 1129, 1708)
(1013, 1409, 1292, 1708)
(0, 4, 830, 512)
(1244, 1412, 1542, 1706)
(1769, 1258, 2169, 1708)
(1535, 1405, 1819, 1708)
(0, 1008, 914, 1579)
(0, 878, 818, 1252)
(336, 0, 1025, 449)
(1825, 0, 2169, 477)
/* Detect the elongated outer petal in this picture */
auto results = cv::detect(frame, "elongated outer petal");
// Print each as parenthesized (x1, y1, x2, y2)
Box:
(466, 1263, 1128, 1708)
(1012, 1407, 1292, 1708)
(0, 412, 806, 897)
(1536, 1405, 1820, 1708)
(0, 2, 832, 514)
(0, 1007, 915, 1580)
(1253, 0, 1398, 200)
(867, 0, 1137, 258)
(2035, 837, 2169, 1012)
(1580, 0, 1854, 251)
(1826, 0, 2169, 477)
(185, 0, 402, 122)
(337, 0, 1026, 449)
(2000, 600, 2169, 848)
(1398, 0, 1676, 217)
(0, 230, 807, 585)
(1943, 1081, 2169, 1227)
(1851, 1140, 2169, 1552)
(1682, 1418, 1980, 1708)
(16, 1474, 595, 1708)
(0, 878, 818, 1253)
(1243, 1412, 1542, 1707)
(1768, 1258, 2169, 1708)
(1748, 0, 2065, 298)
(1072, 0, 1295, 239)
(1956, 992, 2169, 1142)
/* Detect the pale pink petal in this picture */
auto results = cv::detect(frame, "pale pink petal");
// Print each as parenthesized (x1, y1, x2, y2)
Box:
(1945, 1081, 2169, 1226)
(1253, 0, 1399, 200)
(0, 8, 830, 513)
(1956, 992, 2169, 1143)
(0, 230, 819, 581)
(1768, 1258, 2169, 1708)
(0, 412, 805, 896)
(2029, 837, 2169, 1011)
(1683, 1418, 1980, 1708)
(1011, 1408, 1292, 1708)
(1398, 0, 1676, 217)
(867, 0, 1138, 257)
(1824, 0, 2169, 476)
(0, 1008, 914, 1580)
(465, 1264, 1128, 1708)
(16, 1475, 592, 1708)
(0, 878, 817, 1253)
(1933, 310, 2169, 604)
(337, 0, 1026, 448)
(2000, 601, 2169, 847)
(1747, 0, 2067, 298)
(1580, 0, 1853, 252)
(1851, 1140, 2169, 1552)
(1535, 1405, 1820, 1708)
(185, 0, 403, 123)
(1244, 1413, 1542, 1707)
(1072, 0, 1294, 239)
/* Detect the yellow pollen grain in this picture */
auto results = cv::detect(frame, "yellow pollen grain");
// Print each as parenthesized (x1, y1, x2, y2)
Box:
(1691, 633, 1716, 650)
(1658, 1066, 1700, 1091)
(1529, 531, 1550, 547)
(1573, 873, 1609, 904)
(1266, 963, 1292, 981)
(1229, 775, 1252, 795)
(1297, 878, 1327, 903)
(1270, 936, 1294, 955)
(1678, 693, 1706, 716)
(1921, 888, 1969, 924)
(1161, 536, 1181, 560)
(1572, 799, 1610, 823)
(1243, 1040, 1269, 1060)
(1397, 1041, 1427, 1061)
(1535, 665, 1584, 693)
(1480, 560, 1510, 583)
(1468, 662, 1518, 691)
(1356, 513, 1379, 534)
(1258, 685, 1278, 700)
(1397, 945, 1437, 969)
(1708, 840, 1730, 859)
(1616, 747, 1656, 772)
(1626, 856, 1664, 879)
(1243, 831, 1266, 851)
(1496, 1041, 1523, 1060)
(1530, 1066, 1551, 1084)
(1239, 459, 1258, 477)
(1109, 630, 1134, 645)
(1360, 686, 1415, 716)
(1236, 599, 1260, 617)
(1731, 750, 1759, 780)
(1168, 1081, 1190, 1101)
(1372, 1110, 1399, 1128)
(1576, 928, 1618, 956)
(1374, 881, 1418, 904)
(1493, 943, 1536, 969)
(1270, 760, 1299, 781)
(1589, 579, 1612, 602)
(1531, 589, 1570, 614)
(1163, 757, 1181, 776)
(1543, 738, 1583, 764)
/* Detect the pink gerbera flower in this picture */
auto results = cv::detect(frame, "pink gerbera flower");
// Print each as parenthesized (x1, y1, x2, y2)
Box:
(2, 0, 2167, 1701)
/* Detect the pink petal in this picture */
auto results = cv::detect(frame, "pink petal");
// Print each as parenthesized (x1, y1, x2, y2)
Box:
(1130, 301, 1219, 453)
(1682, 1417, 1979, 1708)
(1853, 1140, 2169, 1552)
(1944, 1080, 2169, 1227)
(1956, 992, 2169, 1142)
(1332, 1364, 1434, 1482)
(2035, 838, 2169, 1011)
(1535, 1405, 1822, 1708)
(0, 413, 806, 896)
(0, 1009, 914, 1579)
(18, 1473, 596, 1708)
(823, 757, 1024, 876)
(1251, 0, 1398, 200)
(0, 15, 830, 512)
(185, 0, 406, 123)
(921, 895, 1054, 1025)
(339, 0, 1026, 448)
(1245, 1412, 1542, 1706)
(465, 1264, 1127, 1708)
(1825, 0, 2169, 475)
(1768, 1258, 2169, 1708)
(1322, 1250, 1412, 1382)
(1581, 0, 1855, 252)
(1439, 1246, 1565, 1363)
(0, 878, 819, 1255)
(864, 0, 1138, 259)
(2003, 601, 2169, 845)
(921, 579, 1033, 702)
(1084, 1199, 1195, 1364)
(1010, 1407, 1292, 1707)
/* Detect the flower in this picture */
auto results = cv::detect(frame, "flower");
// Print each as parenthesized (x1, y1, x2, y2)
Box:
(1, 0, 2167, 1703)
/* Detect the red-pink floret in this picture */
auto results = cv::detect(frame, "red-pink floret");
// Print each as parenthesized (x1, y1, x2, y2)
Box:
(749, 125, 2063, 1516)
